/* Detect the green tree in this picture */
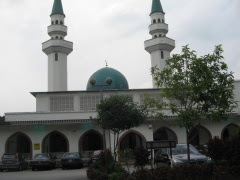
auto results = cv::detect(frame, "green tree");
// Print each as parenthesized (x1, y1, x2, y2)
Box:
(95, 95, 148, 160)
(150, 45, 236, 162)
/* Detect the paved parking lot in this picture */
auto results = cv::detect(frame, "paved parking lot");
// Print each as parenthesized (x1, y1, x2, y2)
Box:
(0, 168, 88, 180)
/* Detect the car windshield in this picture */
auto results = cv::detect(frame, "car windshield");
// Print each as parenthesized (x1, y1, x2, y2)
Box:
(3, 154, 16, 159)
(34, 154, 49, 159)
(159, 144, 201, 155)
(64, 153, 79, 158)
(171, 145, 200, 155)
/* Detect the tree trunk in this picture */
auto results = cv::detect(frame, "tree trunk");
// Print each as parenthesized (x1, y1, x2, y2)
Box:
(113, 133, 117, 161)
(114, 133, 120, 161)
(103, 128, 106, 150)
(186, 128, 191, 164)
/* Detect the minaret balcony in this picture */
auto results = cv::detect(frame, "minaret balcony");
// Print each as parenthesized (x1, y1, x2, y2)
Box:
(149, 23, 168, 35)
(48, 25, 68, 36)
(42, 39, 73, 55)
(144, 37, 175, 53)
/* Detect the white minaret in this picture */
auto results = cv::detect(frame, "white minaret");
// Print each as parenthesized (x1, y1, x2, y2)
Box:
(144, 0, 175, 88)
(42, 0, 73, 91)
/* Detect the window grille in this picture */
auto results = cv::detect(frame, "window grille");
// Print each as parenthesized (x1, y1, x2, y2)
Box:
(50, 96, 74, 112)
(80, 95, 101, 111)
(140, 94, 158, 105)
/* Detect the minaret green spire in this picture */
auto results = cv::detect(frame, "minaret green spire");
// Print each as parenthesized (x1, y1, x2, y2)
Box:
(51, 0, 64, 16)
(151, 0, 164, 15)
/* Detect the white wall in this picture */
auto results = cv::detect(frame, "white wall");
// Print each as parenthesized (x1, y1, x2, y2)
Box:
(0, 124, 103, 158)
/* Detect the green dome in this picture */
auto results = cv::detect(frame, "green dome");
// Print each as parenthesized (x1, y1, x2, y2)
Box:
(87, 67, 129, 91)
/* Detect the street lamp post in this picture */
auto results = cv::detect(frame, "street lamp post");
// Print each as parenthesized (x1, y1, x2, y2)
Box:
(90, 77, 112, 150)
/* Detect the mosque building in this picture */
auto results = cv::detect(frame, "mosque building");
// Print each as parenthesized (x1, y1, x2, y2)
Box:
(0, 0, 239, 161)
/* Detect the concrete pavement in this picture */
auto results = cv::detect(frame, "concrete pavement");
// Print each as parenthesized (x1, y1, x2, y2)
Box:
(0, 168, 88, 180)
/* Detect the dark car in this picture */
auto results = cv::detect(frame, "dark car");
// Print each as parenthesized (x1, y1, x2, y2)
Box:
(30, 154, 56, 171)
(61, 152, 83, 169)
(0, 153, 28, 171)
(155, 144, 212, 166)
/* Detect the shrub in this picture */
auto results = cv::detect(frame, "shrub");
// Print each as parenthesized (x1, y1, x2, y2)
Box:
(207, 136, 240, 165)
(207, 137, 226, 162)
(109, 172, 127, 180)
(134, 147, 150, 170)
(87, 150, 127, 180)
(132, 164, 214, 180)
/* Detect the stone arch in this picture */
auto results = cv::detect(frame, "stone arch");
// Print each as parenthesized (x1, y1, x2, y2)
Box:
(153, 126, 178, 143)
(153, 19, 156, 24)
(42, 131, 69, 154)
(79, 129, 103, 152)
(5, 132, 32, 160)
(189, 125, 212, 146)
(221, 123, 240, 141)
(119, 130, 146, 150)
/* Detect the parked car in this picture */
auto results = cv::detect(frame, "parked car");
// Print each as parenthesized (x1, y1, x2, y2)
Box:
(88, 150, 102, 165)
(154, 144, 212, 166)
(30, 154, 56, 171)
(0, 153, 28, 171)
(81, 151, 92, 167)
(61, 152, 83, 169)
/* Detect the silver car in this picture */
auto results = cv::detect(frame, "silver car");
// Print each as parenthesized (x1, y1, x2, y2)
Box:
(155, 144, 212, 166)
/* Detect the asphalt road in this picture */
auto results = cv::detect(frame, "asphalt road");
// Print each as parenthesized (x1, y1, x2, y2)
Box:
(0, 168, 88, 180)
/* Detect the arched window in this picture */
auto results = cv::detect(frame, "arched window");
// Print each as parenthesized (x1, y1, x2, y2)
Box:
(60, 21, 63, 25)
(55, 36, 58, 39)
(119, 131, 146, 150)
(162, 19, 165, 23)
(55, 53, 58, 61)
(51, 21, 54, 25)
(222, 124, 240, 141)
(42, 131, 69, 154)
(158, 19, 161, 23)
(161, 51, 164, 59)
(6, 132, 32, 160)
(154, 127, 178, 143)
(60, 37, 63, 40)
(159, 34, 162, 37)
(189, 125, 212, 146)
(55, 20, 58, 24)
(153, 19, 156, 24)
(120, 133, 143, 150)
(79, 130, 103, 152)
(154, 35, 157, 38)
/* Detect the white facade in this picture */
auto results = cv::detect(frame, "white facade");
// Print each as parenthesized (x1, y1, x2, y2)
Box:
(0, 0, 239, 161)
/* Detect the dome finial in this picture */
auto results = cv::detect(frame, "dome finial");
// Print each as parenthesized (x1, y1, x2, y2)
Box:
(105, 60, 108, 67)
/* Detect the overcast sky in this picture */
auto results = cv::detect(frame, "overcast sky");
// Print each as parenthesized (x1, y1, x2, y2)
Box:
(0, 0, 239, 115)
